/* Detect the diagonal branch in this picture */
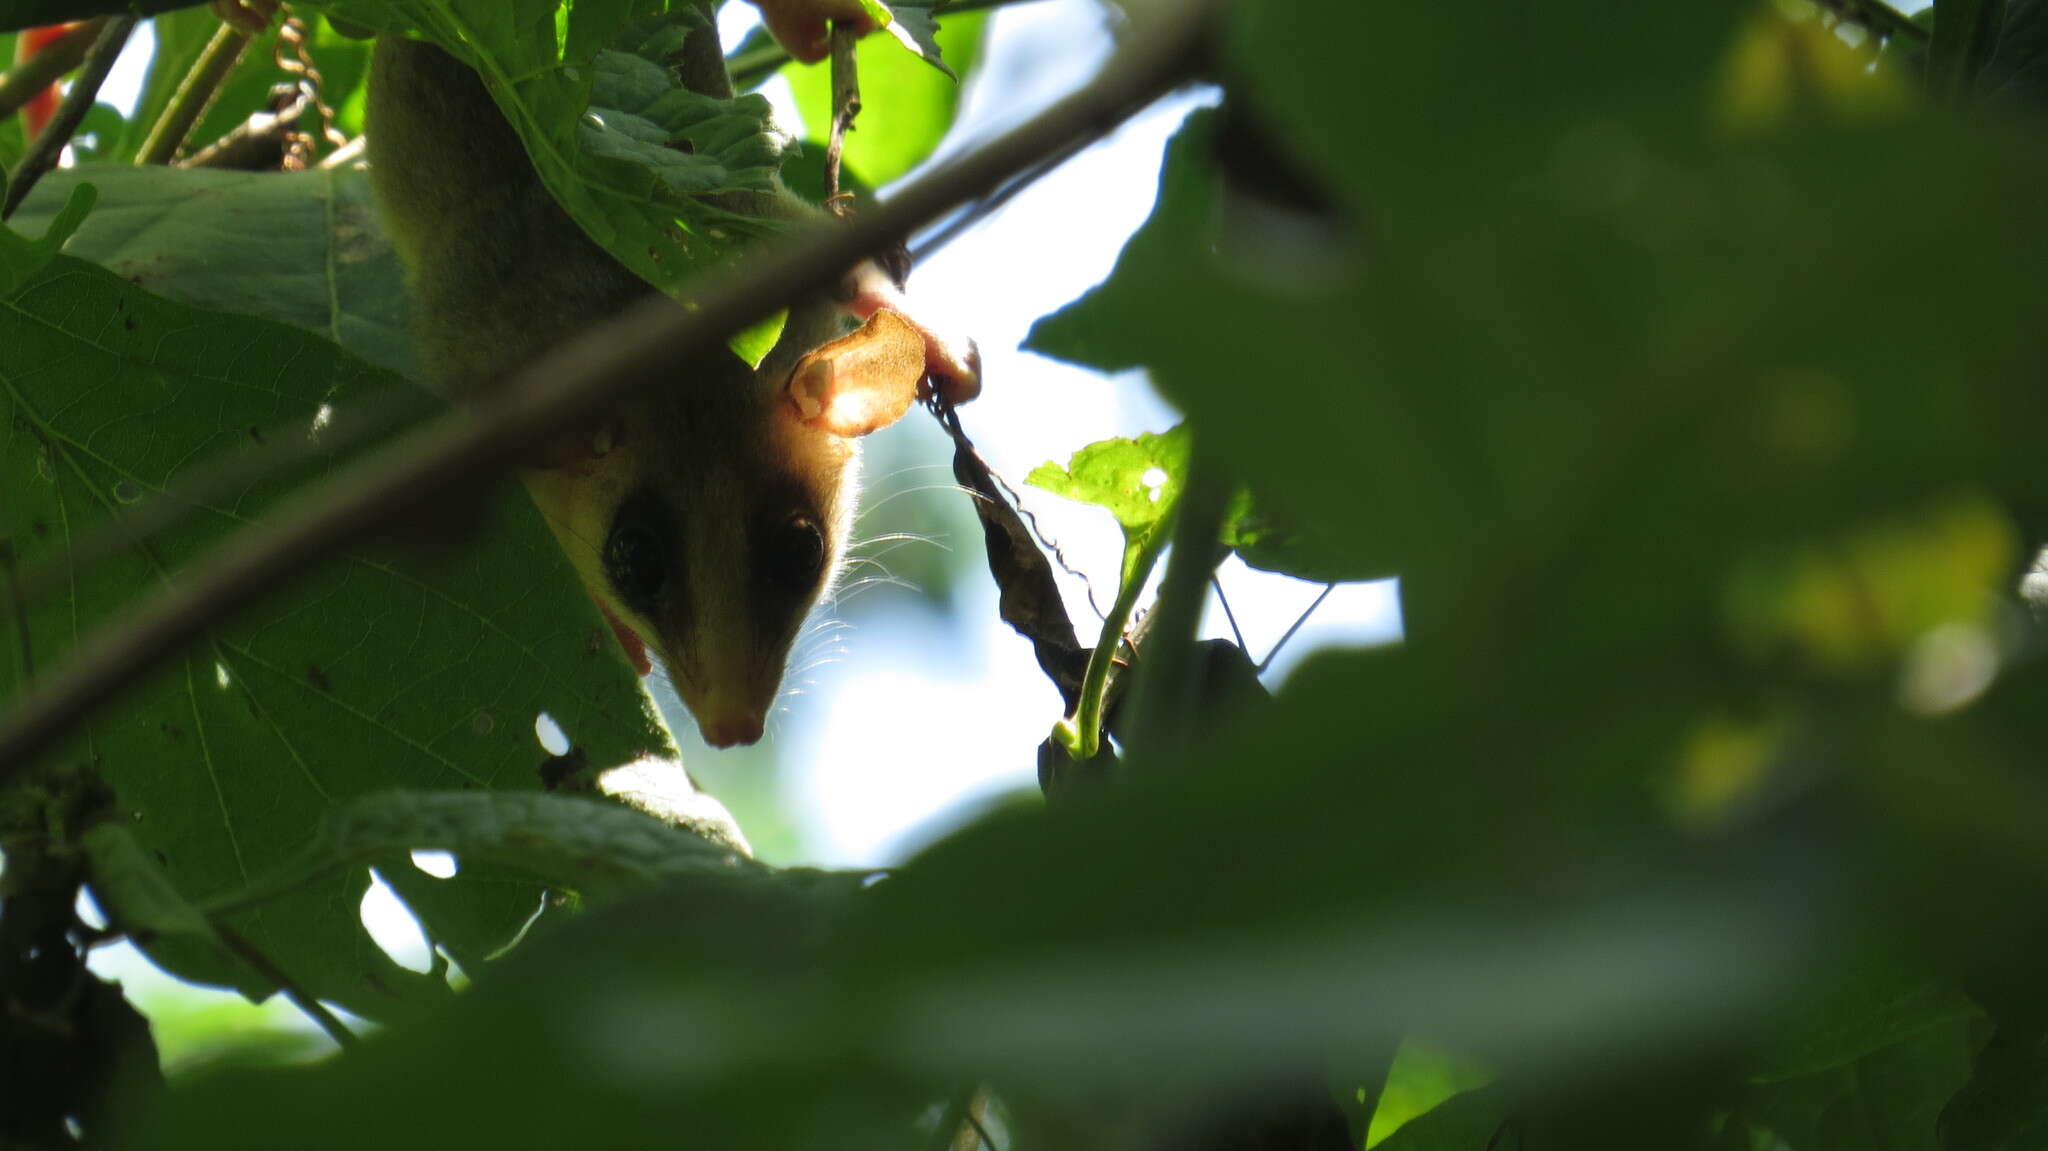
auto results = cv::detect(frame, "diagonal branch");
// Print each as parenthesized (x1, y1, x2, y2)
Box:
(0, 17, 108, 124)
(0, 0, 1218, 775)
(1, 16, 136, 221)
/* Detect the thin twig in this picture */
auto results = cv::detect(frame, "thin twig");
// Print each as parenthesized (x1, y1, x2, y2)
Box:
(134, 20, 255, 166)
(0, 17, 108, 125)
(1258, 583, 1337, 675)
(0, 17, 136, 222)
(1212, 573, 1247, 653)
(910, 131, 1091, 262)
(824, 22, 860, 212)
(726, 0, 1055, 88)
(179, 88, 309, 170)
(317, 134, 366, 169)
(215, 923, 359, 1048)
(0, 0, 1218, 774)
(1122, 451, 1228, 770)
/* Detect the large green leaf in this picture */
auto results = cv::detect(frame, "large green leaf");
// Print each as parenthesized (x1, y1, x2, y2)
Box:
(1745, 962, 1984, 1083)
(1943, 1020, 2048, 1150)
(781, 7, 984, 187)
(1, 246, 672, 1019)
(11, 165, 415, 376)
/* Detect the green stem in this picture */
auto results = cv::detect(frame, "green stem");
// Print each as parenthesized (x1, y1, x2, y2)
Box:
(1121, 453, 1228, 770)
(134, 21, 252, 166)
(1055, 530, 1167, 761)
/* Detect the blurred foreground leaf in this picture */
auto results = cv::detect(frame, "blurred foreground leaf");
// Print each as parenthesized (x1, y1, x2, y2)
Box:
(1, 251, 669, 1018)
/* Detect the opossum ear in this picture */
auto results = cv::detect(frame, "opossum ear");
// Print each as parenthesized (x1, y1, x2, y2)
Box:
(844, 265, 984, 405)
(784, 310, 926, 437)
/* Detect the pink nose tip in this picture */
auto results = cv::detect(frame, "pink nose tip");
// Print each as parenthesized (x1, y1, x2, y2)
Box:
(702, 715, 764, 748)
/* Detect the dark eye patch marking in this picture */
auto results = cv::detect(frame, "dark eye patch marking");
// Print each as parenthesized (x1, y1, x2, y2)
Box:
(603, 487, 676, 617)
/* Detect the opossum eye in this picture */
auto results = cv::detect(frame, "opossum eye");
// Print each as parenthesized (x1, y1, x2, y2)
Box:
(767, 515, 825, 590)
(604, 522, 667, 610)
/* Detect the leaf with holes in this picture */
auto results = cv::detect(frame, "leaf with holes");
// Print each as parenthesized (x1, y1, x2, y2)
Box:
(1, 252, 672, 1020)
(1030, 424, 1187, 548)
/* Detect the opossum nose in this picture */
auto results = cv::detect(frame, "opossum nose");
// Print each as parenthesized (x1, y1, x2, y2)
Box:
(702, 714, 764, 748)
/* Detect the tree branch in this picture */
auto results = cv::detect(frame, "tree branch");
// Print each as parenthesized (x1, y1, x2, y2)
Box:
(824, 21, 860, 211)
(0, 17, 107, 125)
(134, 19, 254, 166)
(0, 16, 134, 221)
(0, 0, 1218, 774)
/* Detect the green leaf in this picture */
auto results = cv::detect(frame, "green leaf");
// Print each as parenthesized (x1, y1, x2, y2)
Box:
(875, 0, 960, 78)
(0, 180, 94, 295)
(1027, 425, 1189, 578)
(1366, 1041, 1494, 1148)
(82, 823, 225, 949)
(584, 39, 791, 201)
(1931, 0, 2010, 100)
(11, 166, 416, 377)
(314, 1, 795, 305)
(1741, 1014, 1981, 1151)
(781, 8, 985, 187)
(1371, 1087, 1507, 1151)
(1942, 1019, 2048, 1150)
(1, 253, 670, 1018)
(134, 870, 909, 1151)
(1225, 487, 1386, 583)
(1746, 963, 1984, 1082)
(66, 101, 130, 163)
(121, 9, 229, 163)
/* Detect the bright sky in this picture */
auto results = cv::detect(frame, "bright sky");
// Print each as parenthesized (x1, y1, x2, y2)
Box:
(79, 1, 1399, 1022)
